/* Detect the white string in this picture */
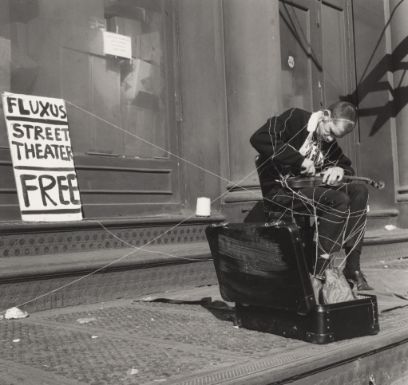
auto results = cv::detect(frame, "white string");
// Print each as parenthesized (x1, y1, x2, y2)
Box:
(264, 109, 368, 276)
(66, 101, 235, 185)
(3, 100, 267, 312)
(4, 100, 367, 312)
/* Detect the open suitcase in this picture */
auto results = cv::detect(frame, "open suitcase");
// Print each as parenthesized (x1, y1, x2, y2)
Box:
(205, 222, 379, 344)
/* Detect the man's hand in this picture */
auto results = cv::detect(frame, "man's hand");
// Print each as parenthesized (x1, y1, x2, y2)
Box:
(322, 167, 344, 186)
(301, 158, 316, 176)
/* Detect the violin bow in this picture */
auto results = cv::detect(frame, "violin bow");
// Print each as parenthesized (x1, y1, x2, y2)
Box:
(283, 175, 385, 190)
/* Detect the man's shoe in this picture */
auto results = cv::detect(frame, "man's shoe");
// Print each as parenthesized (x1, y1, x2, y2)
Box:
(344, 270, 373, 291)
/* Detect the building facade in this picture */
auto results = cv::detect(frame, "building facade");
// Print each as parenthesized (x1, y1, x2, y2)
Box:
(0, 0, 407, 259)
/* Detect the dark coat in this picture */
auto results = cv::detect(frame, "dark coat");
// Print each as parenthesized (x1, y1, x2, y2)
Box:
(250, 108, 354, 194)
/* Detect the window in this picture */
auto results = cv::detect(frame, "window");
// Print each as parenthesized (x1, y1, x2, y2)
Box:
(0, 0, 175, 160)
(0, 0, 181, 219)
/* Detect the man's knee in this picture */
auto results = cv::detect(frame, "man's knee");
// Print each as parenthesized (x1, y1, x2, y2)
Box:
(351, 183, 368, 196)
(320, 191, 350, 212)
(348, 183, 369, 205)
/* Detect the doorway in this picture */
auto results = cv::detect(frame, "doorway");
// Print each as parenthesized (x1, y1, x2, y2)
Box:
(279, 0, 358, 166)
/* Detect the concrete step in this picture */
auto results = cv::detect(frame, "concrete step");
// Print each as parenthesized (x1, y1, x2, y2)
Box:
(0, 242, 211, 280)
(361, 226, 408, 266)
(1, 224, 408, 314)
(0, 216, 224, 313)
(0, 242, 217, 314)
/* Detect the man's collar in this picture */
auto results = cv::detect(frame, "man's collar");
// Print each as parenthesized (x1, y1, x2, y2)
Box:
(307, 111, 324, 133)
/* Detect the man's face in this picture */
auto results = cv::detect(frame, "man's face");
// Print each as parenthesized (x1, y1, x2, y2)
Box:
(317, 119, 336, 142)
(317, 118, 354, 142)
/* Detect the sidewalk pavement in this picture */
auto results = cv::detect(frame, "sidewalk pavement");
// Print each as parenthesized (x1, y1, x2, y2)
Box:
(1, 278, 408, 385)
(1, 244, 408, 385)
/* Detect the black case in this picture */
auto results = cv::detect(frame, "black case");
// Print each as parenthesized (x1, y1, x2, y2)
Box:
(205, 222, 379, 344)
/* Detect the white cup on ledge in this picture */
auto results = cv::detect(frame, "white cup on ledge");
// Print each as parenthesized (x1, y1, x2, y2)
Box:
(195, 197, 211, 217)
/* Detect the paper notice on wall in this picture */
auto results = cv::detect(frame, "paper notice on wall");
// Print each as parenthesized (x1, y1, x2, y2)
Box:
(2, 92, 83, 222)
(102, 31, 132, 59)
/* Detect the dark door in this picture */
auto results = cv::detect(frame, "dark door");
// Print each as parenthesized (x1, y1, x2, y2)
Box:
(279, 0, 322, 112)
(320, 0, 358, 166)
(280, 0, 396, 217)
(279, 0, 357, 165)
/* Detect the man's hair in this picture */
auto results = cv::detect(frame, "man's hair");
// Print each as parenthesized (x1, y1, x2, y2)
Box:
(328, 101, 357, 135)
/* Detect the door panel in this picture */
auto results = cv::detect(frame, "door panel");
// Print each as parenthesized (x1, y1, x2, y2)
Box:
(280, 0, 356, 164)
(351, 0, 396, 212)
(279, 0, 322, 111)
(321, 0, 357, 165)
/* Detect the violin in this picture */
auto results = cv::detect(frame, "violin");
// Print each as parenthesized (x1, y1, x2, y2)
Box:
(283, 175, 385, 190)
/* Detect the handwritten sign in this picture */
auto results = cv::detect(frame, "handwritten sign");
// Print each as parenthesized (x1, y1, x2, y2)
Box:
(2, 92, 83, 222)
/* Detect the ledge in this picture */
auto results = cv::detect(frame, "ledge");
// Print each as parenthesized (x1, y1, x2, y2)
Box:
(0, 213, 226, 233)
(364, 227, 408, 246)
(0, 242, 212, 283)
(367, 209, 399, 218)
(223, 190, 262, 203)
(1, 226, 408, 284)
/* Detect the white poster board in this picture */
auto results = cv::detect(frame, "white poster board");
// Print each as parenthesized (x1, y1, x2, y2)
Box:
(2, 92, 83, 222)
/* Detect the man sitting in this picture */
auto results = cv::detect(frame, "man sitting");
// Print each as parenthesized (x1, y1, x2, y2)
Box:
(250, 101, 372, 290)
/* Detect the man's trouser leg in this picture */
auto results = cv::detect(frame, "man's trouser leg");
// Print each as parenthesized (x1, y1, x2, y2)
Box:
(339, 183, 369, 273)
(266, 186, 351, 275)
(297, 186, 350, 254)
(339, 183, 372, 289)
